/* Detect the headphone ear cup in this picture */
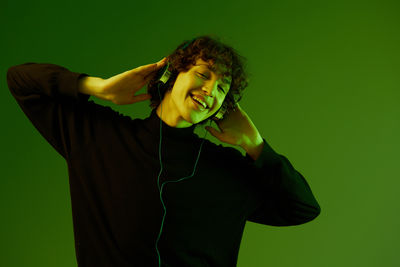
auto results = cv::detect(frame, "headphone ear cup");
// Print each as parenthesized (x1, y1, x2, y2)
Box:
(160, 69, 171, 84)
(214, 110, 224, 120)
(212, 106, 225, 121)
(156, 62, 171, 84)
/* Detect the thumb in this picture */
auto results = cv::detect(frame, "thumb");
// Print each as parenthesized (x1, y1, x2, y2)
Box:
(132, 93, 152, 103)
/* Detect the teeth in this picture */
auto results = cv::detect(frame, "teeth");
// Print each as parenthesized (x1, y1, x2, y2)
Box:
(192, 95, 207, 109)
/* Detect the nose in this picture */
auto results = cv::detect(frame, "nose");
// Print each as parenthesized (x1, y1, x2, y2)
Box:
(202, 81, 218, 97)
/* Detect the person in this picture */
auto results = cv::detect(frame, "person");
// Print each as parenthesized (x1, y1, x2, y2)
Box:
(7, 35, 321, 267)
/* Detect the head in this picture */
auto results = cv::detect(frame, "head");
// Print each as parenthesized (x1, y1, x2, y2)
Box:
(147, 35, 249, 127)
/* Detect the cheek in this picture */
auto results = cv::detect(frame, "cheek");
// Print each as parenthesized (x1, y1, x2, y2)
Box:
(179, 77, 197, 95)
(171, 82, 188, 100)
(210, 103, 222, 115)
(215, 96, 225, 108)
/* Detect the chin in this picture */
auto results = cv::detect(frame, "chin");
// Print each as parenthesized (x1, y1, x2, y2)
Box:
(185, 115, 202, 125)
(195, 115, 213, 125)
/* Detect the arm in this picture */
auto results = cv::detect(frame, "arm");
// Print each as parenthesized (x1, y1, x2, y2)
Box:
(245, 138, 321, 226)
(7, 63, 95, 159)
(205, 102, 320, 226)
(7, 59, 167, 160)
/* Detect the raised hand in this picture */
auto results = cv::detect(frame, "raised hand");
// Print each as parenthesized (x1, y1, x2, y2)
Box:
(101, 57, 167, 105)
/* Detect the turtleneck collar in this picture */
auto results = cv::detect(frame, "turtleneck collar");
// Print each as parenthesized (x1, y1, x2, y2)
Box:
(143, 108, 198, 141)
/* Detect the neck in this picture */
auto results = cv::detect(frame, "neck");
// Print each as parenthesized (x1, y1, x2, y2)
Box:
(156, 92, 194, 128)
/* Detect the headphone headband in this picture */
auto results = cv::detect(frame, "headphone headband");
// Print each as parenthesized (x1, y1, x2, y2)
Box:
(181, 38, 197, 50)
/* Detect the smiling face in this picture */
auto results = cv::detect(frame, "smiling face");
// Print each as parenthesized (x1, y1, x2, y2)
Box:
(156, 57, 232, 128)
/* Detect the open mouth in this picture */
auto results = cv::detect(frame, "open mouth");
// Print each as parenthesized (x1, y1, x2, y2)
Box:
(190, 93, 208, 110)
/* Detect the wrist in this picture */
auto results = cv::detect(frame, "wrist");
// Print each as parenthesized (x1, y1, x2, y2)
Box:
(78, 76, 105, 98)
(242, 137, 264, 161)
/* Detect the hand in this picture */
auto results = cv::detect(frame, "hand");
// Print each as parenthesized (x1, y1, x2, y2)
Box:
(100, 57, 167, 105)
(205, 103, 263, 149)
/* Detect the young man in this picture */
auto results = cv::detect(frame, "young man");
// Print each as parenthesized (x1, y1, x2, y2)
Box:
(7, 36, 320, 267)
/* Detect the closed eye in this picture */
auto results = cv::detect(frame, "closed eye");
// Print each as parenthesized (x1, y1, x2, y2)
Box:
(197, 73, 225, 93)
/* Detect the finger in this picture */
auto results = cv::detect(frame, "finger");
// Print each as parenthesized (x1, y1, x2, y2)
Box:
(205, 126, 221, 139)
(152, 57, 168, 68)
(156, 57, 167, 64)
(145, 59, 169, 80)
(134, 58, 167, 76)
(143, 72, 156, 81)
(213, 120, 224, 132)
(234, 102, 241, 111)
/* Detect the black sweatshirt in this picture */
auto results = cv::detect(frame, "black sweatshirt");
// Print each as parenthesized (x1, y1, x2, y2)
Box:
(6, 63, 321, 267)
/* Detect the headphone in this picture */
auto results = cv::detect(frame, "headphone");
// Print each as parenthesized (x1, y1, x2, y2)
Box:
(153, 38, 212, 267)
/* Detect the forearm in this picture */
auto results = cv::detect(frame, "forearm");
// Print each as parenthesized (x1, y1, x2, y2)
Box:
(246, 139, 321, 225)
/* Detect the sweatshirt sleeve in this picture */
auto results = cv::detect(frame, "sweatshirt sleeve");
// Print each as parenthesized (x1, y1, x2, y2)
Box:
(245, 138, 321, 226)
(6, 62, 94, 160)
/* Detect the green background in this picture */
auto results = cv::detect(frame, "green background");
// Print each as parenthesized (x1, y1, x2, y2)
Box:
(1, 0, 399, 266)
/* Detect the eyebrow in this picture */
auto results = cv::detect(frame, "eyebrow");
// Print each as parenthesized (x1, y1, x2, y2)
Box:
(197, 64, 231, 86)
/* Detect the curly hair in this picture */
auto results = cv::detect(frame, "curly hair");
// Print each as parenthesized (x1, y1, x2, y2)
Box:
(147, 34, 249, 125)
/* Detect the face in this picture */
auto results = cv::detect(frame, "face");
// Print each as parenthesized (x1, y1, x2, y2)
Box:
(157, 58, 231, 127)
